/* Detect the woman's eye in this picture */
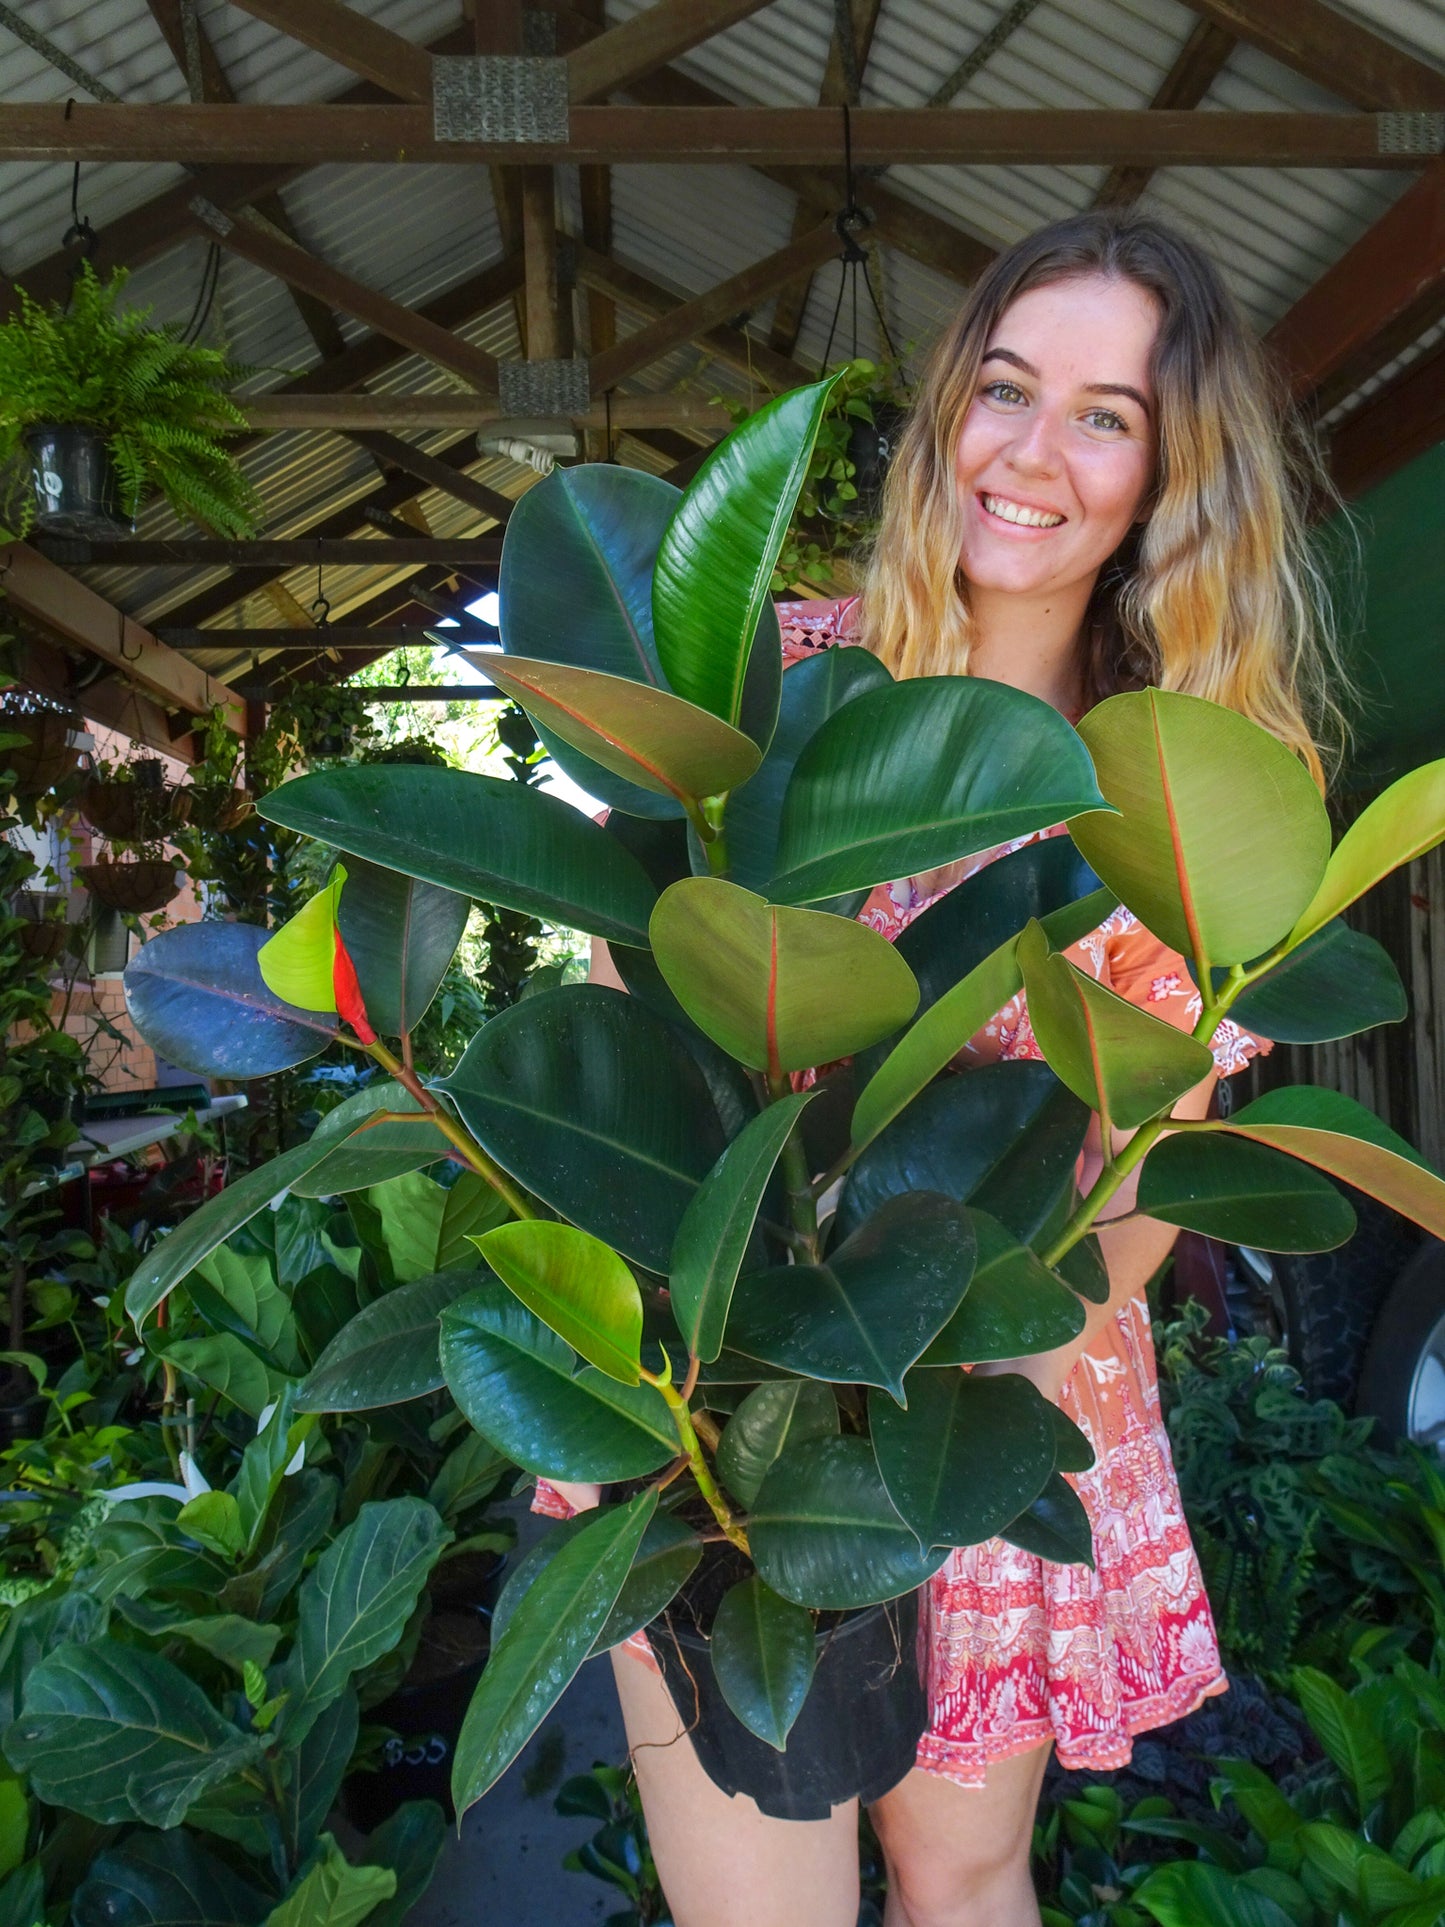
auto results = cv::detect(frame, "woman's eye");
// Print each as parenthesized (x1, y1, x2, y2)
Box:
(982, 379, 1027, 405)
(1084, 407, 1128, 433)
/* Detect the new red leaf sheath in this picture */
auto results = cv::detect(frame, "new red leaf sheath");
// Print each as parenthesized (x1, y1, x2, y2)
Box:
(332, 930, 376, 1044)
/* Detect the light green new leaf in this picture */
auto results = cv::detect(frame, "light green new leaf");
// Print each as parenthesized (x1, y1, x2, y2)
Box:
(670, 1092, 815, 1362)
(176, 1491, 246, 1560)
(1071, 688, 1331, 969)
(650, 878, 918, 1075)
(162, 1333, 285, 1420)
(297, 1270, 480, 1412)
(473, 1220, 643, 1385)
(1136, 1131, 1356, 1251)
(262, 1836, 395, 1927)
(258, 866, 346, 1014)
(475, 652, 761, 805)
(453, 1490, 656, 1815)
(4, 1641, 265, 1828)
(716, 1379, 839, 1508)
(870, 1370, 1057, 1550)
(260, 764, 658, 949)
(1018, 920, 1214, 1135)
(653, 377, 838, 729)
(279, 1498, 451, 1746)
(1221, 1086, 1445, 1241)
(369, 1168, 505, 1282)
(710, 1576, 816, 1751)
(1288, 760, 1445, 950)
(851, 889, 1115, 1152)
(770, 676, 1108, 903)
(440, 1282, 675, 1481)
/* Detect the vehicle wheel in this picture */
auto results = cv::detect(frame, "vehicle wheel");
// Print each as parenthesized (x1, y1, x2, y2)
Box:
(1356, 1241, 1445, 1447)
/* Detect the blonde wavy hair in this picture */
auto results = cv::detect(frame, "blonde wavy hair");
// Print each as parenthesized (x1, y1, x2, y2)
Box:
(859, 211, 1348, 786)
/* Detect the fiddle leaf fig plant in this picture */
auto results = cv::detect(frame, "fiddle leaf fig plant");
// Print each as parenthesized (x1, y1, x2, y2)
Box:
(114, 377, 1445, 1824)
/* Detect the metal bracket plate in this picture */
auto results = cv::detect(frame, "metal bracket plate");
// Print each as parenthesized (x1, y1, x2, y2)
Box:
(432, 55, 569, 144)
(497, 359, 592, 414)
(1377, 112, 1445, 156)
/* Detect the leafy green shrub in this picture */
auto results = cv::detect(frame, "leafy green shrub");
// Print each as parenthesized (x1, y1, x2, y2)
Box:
(0, 264, 258, 538)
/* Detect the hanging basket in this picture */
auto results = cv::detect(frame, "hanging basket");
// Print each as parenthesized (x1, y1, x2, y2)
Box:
(15, 919, 72, 965)
(80, 776, 191, 841)
(24, 423, 127, 538)
(0, 702, 85, 796)
(77, 859, 181, 915)
(181, 785, 254, 832)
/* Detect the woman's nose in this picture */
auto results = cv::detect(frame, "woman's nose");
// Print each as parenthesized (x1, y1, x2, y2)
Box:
(1006, 406, 1064, 476)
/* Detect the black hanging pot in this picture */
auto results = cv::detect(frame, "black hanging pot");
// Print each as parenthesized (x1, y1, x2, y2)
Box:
(25, 423, 127, 537)
(648, 1588, 926, 1820)
(846, 401, 907, 520)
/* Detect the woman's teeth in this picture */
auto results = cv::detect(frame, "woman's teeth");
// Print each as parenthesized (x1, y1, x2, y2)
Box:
(982, 494, 1065, 529)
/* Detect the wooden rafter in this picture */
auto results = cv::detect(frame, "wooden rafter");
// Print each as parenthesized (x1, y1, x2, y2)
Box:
(1186, 0, 1445, 110)
(1095, 18, 1236, 208)
(521, 167, 562, 361)
(36, 539, 506, 567)
(240, 393, 730, 430)
(0, 545, 245, 731)
(590, 221, 843, 392)
(0, 103, 1423, 169)
(1328, 338, 1445, 499)
(342, 432, 518, 524)
(11, 634, 201, 761)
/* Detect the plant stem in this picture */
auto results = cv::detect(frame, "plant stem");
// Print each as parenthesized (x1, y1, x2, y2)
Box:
(1038, 1116, 1169, 1269)
(766, 1073, 820, 1261)
(365, 1039, 538, 1219)
(699, 794, 730, 878)
(643, 1360, 749, 1555)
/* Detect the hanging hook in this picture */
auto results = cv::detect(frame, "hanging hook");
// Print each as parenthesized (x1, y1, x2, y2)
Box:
(312, 555, 330, 629)
(60, 157, 98, 307)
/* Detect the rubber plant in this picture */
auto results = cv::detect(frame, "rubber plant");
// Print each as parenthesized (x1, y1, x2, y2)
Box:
(111, 377, 1445, 1823)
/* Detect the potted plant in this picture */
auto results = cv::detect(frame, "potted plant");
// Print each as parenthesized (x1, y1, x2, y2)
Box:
(0, 691, 85, 798)
(77, 849, 182, 915)
(0, 263, 259, 540)
(113, 379, 1445, 1825)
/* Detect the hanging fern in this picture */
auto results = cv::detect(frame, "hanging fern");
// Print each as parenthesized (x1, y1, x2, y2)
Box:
(0, 263, 260, 539)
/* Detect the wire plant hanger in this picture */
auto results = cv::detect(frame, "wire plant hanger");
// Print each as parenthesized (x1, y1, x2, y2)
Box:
(820, 103, 899, 374)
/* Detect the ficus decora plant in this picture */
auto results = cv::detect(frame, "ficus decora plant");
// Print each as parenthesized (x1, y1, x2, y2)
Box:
(113, 376, 1445, 1821)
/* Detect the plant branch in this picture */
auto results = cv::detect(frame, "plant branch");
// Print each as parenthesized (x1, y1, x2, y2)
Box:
(767, 1074, 819, 1261)
(1039, 1116, 1170, 1269)
(364, 1039, 538, 1219)
(643, 1357, 749, 1555)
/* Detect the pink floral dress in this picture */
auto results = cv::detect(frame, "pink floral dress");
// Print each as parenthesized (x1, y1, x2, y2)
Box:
(540, 597, 1270, 1789)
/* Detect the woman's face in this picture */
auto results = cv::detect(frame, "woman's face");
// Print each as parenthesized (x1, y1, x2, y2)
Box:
(954, 273, 1161, 605)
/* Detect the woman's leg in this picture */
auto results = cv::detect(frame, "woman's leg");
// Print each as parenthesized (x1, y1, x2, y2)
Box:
(611, 1647, 861, 1927)
(869, 1742, 1052, 1927)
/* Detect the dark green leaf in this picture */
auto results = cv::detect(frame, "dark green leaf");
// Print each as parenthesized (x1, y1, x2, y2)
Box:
(230, 1384, 305, 1551)
(439, 985, 728, 1272)
(725, 1193, 975, 1401)
(998, 1473, 1094, 1566)
(358, 1799, 449, 1927)
(123, 921, 336, 1079)
(670, 1092, 815, 1361)
(749, 1436, 948, 1609)
(72, 1831, 269, 1927)
(335, 855, 470, 1038)
(0, 1591, 107, 1728)
(1225, 919, 1406, 1044)
(297, 1271, 481, 1412)
(453, 1491, 657, 1813)
(281, 1690, 359, 1870)
(1137, 1132, 1356, 1252)
(439, 1282, 675, 1481)
(1134, 1860, 1298, 1927)
(260, 765, 658, 948)
(492, 1510, 702, 1657)
(871, 1370, 1057, 1549)
(715, 1379, 839, 1508)
(770, 677, 1108, 902)
(710, 1576, 816, 1750)
(290, 1086, 451, 1198)
(918, 1210, 1084, 1365)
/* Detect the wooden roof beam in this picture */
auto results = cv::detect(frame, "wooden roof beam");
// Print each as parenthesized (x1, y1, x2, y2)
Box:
(1185, 0, 1445, 110)
(1095, 18, 1236, 208)
(0, 544, 245, 731)
(239, 393, 729, 430)
(0, 103, 1428, 169)
(36, 538, 506, 567)
(342, 431, 517, 524)
(1328, 338, 1445, 499)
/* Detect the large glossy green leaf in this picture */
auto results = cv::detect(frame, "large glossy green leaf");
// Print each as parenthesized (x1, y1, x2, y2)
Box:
(715, 1380, 839, 1508)
(1136, 1132, 1356, 1251)
(490, 1508, 701, 1658)
(280, 1689, 359, 1870)
(187, 1241, 301, 1376)
(918, 1210, 1084, 1365)
(710, 1576, 816, 1752)
(836, 1062, 1088, 1243)
(724, 645, 893, 896)
(296, 1271, 479, 1411)
(669, 1092, 814, 1362)
(0, 1591, 107, 1729)
(123, 921, 337, 1078)
(278, 1498, 451, 1746)
(770, 676, 1108, 903)
(289, 1086, 451, 1196)
(439, 985, 728, 1272)
(871, 1369, 1058, 1550)
(650, 877, 918, 1075)
(439, 1282, 675, 1480)
(477, 654, 761, 806)
(653, 378, 837, 730)
(1288, 761, 1445, 950)
(4, 1641, 265, 1828)
(356, 1798, 449, 1927)
(125, 1137, 359, 1325)
(260, 765, 657, 948)
(724, 1194, 975, 1402)
(1134, 1860, 1299, 1927)
(1018, 920, 1214, 1134)
(453, 1491, 656, 1815)
(473, 1220, 642, 1384)
(999, 1473, 1094, 1566)
(262, 1837, 394, 1927)
(72, 1829, 269, 1927)
(1071, 688, 1331, 969)
(368, 1168, 505, 1282)
(333, 854, 470, 1038)
(749, 1436, 949, 1609)
(1223, 919, 1406, 1044)
(851, 888, 1116, 1153)
(1219, 1086, 1445, 1240)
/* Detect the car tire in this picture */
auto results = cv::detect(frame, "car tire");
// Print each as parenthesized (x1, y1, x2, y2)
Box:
(1356, 1240, 1445, 1446)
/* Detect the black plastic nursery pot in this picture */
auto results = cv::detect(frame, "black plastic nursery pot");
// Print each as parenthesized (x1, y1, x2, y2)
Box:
(648, 1588, 926, 1821)
(25, 423, 126, 537)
